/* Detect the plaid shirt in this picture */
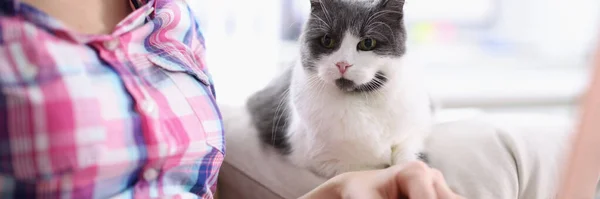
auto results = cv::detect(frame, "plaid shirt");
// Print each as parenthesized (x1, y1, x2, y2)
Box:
(0, 0, 225, 198)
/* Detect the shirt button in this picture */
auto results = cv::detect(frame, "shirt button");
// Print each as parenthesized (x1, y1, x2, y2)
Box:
(140, 101, 156, 113)
(104, 39, 120, 51)
(143, 168, 159, 181)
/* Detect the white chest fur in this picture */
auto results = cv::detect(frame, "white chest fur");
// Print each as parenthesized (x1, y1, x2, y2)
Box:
(286, 63, 432, 178)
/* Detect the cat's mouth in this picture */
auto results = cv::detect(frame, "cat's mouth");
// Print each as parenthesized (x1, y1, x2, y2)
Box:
(334, 72, 388, 92)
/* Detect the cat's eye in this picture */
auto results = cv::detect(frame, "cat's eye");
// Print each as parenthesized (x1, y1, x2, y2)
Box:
(358, 38, 377, 51)
(320, 35, 336, 48)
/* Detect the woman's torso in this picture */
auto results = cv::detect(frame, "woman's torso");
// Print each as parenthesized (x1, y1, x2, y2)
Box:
(0, 0, 224, 198)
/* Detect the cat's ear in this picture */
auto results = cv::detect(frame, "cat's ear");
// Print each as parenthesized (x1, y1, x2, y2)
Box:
(378, 0, 405, 11)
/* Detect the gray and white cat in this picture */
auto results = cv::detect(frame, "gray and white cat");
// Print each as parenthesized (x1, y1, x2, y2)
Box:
(247, 0, 433, 178)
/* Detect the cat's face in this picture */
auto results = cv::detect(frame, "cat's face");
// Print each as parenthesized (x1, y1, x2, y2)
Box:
(300, 0, 406, 92)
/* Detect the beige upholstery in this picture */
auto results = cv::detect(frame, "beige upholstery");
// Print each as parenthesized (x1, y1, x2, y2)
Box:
(218, 104, 574, 199)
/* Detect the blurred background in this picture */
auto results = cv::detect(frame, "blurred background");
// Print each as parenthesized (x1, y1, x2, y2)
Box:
(187, 0, 600, 124)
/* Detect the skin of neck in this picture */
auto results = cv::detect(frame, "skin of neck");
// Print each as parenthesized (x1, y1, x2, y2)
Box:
(21, 0, 133, 35)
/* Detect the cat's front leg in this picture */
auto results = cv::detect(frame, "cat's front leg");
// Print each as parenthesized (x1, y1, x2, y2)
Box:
(287, 148, 350, 178)
(391, 122, 432, 166)
(307, 159, 351, 178)
(304, 158, 390, 178)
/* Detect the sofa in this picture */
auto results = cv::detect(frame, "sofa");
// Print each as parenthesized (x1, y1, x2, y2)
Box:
(217, 103, 576, 199)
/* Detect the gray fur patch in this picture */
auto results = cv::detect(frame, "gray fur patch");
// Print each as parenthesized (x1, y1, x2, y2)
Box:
(301, 0, 407, 71)
(246, 68, 293, 154)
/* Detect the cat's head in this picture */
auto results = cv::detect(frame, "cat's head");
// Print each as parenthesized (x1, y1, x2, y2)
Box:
(300, 0, 406, 92)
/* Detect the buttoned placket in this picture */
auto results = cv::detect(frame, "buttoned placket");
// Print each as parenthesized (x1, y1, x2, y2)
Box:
(94, 35, 163, 182)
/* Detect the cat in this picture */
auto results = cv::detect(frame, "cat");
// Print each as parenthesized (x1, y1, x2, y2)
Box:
(247, 0, 433, 178)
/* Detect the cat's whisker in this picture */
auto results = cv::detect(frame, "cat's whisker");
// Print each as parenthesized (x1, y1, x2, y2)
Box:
(312, 27, 330, 33)
(296, 75, 321, 103)
(311, 80, 327, 132)
(271, 88, 291, 146)
(305, 75, 320, 90)
(278, 100, 293, 141)
(374, 72, 389, 80)
(366, 10, 403, 25)
(367, 10, 398, 23)
(301, 77, 325, 129)
(365, 11, 384, 24)
(367, 22, 396, 40)
(371, 78, 388, 99)
(311, 14, 331, 29)
(286, 17, 301, 30)
(366, 28, 394, 43)
(286, 76, 321, 143)
(319, 1, 333, 24)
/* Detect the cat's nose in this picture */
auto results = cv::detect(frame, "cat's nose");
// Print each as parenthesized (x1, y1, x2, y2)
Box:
(336, 62, 352, 75)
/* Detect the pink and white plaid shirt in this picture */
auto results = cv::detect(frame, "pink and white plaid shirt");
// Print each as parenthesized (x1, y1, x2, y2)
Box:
(0, 0, 225, 198)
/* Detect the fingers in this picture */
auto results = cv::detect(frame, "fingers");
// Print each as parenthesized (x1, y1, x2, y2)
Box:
(431, 169, 462, 199)
(394, 161, 437, 199)
(314, 161, 465, 199)
(406, 175, 437, 199)
(393, 161, 464, 199)
(343, 190, 385, 199)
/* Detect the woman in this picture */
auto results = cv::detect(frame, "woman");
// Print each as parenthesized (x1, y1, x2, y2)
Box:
(0, 0, 460, 198)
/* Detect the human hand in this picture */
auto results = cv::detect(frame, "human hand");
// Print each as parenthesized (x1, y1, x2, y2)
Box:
(300, 161, 464, 199)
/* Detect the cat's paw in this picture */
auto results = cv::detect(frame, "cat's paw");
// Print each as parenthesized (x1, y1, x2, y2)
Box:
(391, 146, 421, 166)
(392, 154, 419, 166)
(307, 160, 388, 178)
(417, 152, 429, 163)
(307, 159, 348, 178)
